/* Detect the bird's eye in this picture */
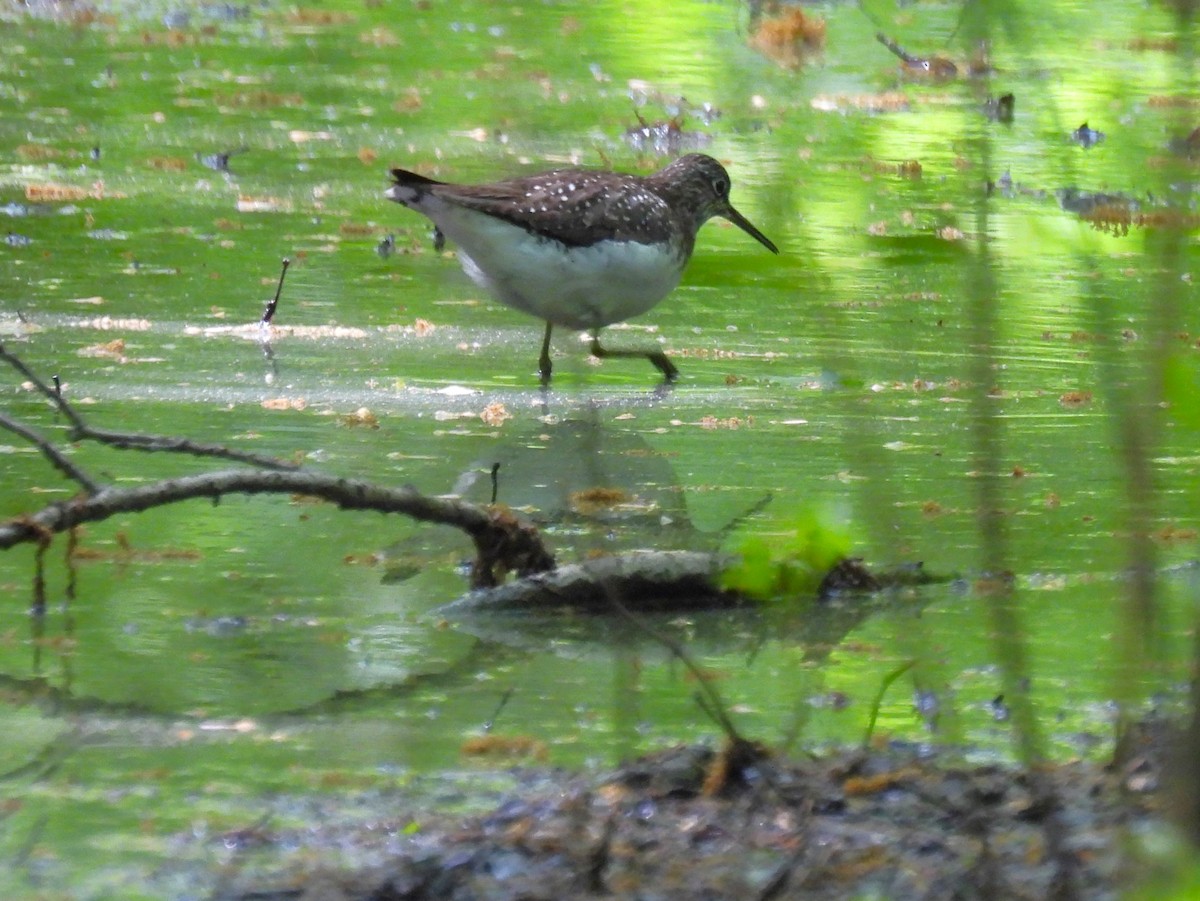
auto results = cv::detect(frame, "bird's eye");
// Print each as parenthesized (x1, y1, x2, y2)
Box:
(714, 176, 729, 196)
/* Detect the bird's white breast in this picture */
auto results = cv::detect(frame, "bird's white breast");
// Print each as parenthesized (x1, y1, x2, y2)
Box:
(426, 203, 685, 331)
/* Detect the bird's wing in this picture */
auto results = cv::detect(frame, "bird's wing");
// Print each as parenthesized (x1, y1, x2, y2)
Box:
(428, 171, 675, 248)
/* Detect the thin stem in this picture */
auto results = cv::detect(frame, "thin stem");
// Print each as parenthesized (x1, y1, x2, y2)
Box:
(0, 410, 101, 493)
(861, 659, 917, 752)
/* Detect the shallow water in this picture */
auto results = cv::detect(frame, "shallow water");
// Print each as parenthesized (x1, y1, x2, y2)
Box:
(0, 0, 1198, 895)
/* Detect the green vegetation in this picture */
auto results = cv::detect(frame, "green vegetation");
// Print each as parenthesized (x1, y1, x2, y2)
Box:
(721, 506, 855, 599)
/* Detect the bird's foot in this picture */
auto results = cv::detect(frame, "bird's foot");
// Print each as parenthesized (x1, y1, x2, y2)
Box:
(589, 336, 680, 383)
(648, 349, 680, 383)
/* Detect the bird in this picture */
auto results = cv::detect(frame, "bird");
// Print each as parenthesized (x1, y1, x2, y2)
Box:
(384, 153, 779, 384)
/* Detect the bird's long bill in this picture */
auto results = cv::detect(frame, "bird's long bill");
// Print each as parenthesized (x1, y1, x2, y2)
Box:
(722, 204, 779, 254)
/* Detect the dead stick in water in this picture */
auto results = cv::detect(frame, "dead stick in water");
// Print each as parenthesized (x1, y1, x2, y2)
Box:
(261, 257, 290, 325)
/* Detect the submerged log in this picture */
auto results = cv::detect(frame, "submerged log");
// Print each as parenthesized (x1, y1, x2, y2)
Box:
(437, 550, 740, 615)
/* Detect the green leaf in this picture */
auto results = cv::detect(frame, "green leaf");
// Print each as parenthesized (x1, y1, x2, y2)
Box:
(720, 506, 856, 601)
(720, 536, 781, 598)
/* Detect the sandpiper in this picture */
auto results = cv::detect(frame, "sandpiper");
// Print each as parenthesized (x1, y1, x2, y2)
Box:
(384, 153, 779, 383)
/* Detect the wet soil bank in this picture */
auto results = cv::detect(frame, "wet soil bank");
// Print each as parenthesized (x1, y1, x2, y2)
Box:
(225, 719, 1177, 901)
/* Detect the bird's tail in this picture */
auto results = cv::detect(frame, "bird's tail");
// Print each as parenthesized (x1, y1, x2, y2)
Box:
(385, 168, 444, 206)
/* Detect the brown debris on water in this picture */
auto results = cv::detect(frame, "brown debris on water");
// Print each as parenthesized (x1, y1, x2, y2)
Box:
(16, 143, 62, 161)
(461, 735, 549, 763)
(261, 397, 308, 412)
(865, 157, 922, 179)
(26, 182, 122, 202)
(479, 402, 511, 428)
(1124, 36, 1179, 52)
(1075, 197, 1200, 238)
(286, 8, 356, 26)
(569, 486, 630, 515)
(749, 5, 826, 69)
(1148, 95, 1200, 108)
(338, 408, 380, 429)
(214, 90, 305, 110)
(811, 92, 910, 114)
(77, 338, 128, 362)
(1060, 391, 1094, 408)
(147, 156, 188, 171)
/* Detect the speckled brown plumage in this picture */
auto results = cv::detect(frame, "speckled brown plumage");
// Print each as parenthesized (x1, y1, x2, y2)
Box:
(384, 154, 779, 383)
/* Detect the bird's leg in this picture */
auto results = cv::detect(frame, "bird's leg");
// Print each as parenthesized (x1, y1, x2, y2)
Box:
(538, 321, 554, 385)
(590, 332, 680, 382)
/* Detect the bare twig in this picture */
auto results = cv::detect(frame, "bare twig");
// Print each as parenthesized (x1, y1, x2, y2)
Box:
(0, 343, 296, 470)
(61, 424, 300, 470)
(861, 659, 918, 751)
(715, 491, 773, 542)
(0, 410, 101, 493)
(0, 343, 83, 428)
(482, 687, 514, 733)
(603, 585, 743, 744)
(260, 257, 290, 325)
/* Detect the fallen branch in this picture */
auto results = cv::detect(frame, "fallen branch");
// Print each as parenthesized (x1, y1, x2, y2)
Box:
(0, 468, 553, 589)
(437, 552, 943, 614)
(437, 550, 738, 614)
(1, 345, 556, 587)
